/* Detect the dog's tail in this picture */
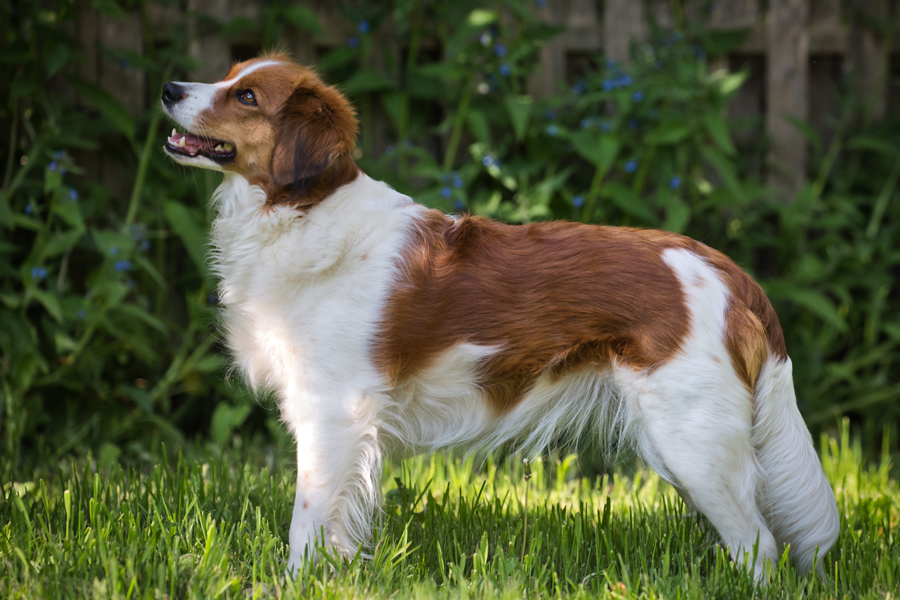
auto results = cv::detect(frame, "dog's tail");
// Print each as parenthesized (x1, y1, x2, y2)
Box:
(751, 354, 840, 574)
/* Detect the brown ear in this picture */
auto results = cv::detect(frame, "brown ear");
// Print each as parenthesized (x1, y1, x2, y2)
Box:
(271, 84, 358, 189)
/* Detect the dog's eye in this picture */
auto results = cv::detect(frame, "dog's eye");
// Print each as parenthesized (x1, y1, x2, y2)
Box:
(237, 90, 258, 106)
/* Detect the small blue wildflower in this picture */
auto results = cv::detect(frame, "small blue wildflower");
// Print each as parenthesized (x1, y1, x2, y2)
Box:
(624, 159, 638, 173)
(440, 186, 452, 199)
(208, 292, 219, 305)
(546, 124, 558, 136)
(536, 0, 547, 7)
(619, 74, 633, 87)
(605, 58, 617, 70)
(480, 32, 491, 46)
(452, 174, 464, 189)
(453, 200, 466, 212)
(110, 246, 119, 256)
(600, 121, 612, 133)
(31, 266, 47, 280)
(77, 309, 86, 319)
(499, 63, 511, 77)
(119, 58, 129, 70)
(545, 109, 556, 121)
(602, 79, 613, 92)
(441, 172, 450, 183)
(358, 21, 370, 34)
(572, 81, 587, 95)
(115, 260, 132, 272)
(348, 37, 359, 49)
(49, 161, 58, 171)
(572, 195, 585, 208)
(24, 204, 33, 215)
(628, 118, 639, 130)
(140, 240, 150, 252)
(482, 155, 494, 167)
(580, 117, 592, 130)
(670, 176, 682, 190)
(54, 150, 64, 159)
(493, 43, 507, 58)
(633, 91, 644, 102)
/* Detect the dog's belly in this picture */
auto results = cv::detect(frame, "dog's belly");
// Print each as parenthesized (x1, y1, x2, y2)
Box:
(380, 342, 624, 458)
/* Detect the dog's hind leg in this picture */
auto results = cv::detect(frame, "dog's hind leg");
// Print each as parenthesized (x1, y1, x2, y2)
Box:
(617, 356, 778, 582)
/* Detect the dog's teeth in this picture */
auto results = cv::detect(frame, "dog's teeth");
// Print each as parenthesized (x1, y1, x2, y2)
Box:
(222, 143, 233, 152)
(177, 137, 187, 147)
(214, 144, 224, 152)
(171, 128, 176, 137)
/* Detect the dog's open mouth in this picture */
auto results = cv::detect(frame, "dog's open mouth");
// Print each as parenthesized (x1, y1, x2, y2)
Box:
(165, 129, 236, 163)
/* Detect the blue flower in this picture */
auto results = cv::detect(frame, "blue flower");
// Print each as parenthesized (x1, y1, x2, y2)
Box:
(580, 117, 592, 130)
(536, 0, 547, 7)
(605, 58, 617, 70)
(208, 292, 219, 305)
(24, 204, 33, 215)
(348, 37, 360, 49)
(69, 188, 78, 201)
(493, 43, 507, 58)
(619, 74, 633, 87)
(546, 124, 558, 136)
(624, 159, 638, 173)
(572, 195, 585, 208)
(77, 309, 86, 319)
(453, 200, 467, 212)
(140, 240, 150, 252)
(572, 81, 587, 95)
(632, 91, 644, 102)
(600, 121, 612, 133)
(53, 150, 64, 159)
(670, 176, 683, 190)
(440, 186, 452, 199)
(119, 58, 129, 70)
(602, 80, 613, 92)
(358, 21, 370, 34)
(110, 246, 119, 256)
(115, 260, 131, 272)
(49, 161, 58, 171)
(482, 155, 494, 167)
(545, 109, 556, 121)
(499, 63, 511, 77)
(452, 174, 464, 189)
(31, 266, 47, 280)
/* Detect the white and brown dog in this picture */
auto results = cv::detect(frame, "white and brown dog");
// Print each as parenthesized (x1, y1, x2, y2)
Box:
(161, 53, 839, 579)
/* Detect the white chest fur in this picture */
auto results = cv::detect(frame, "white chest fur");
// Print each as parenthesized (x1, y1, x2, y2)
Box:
(208, 173, 416, 429)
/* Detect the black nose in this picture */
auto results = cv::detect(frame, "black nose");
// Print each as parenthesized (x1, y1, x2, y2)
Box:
(162, 82, 186, 106)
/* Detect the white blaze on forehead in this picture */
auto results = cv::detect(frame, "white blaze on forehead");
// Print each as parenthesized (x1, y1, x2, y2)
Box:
(162, 60, 285, 133)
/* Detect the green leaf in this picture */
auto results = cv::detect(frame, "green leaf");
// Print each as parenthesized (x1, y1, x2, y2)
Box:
(645, 123, 691, 146)
(52, 199, 85, 230)
(45, 230, 83, 258)
(765, 283, 848, 332)
(571, 132, 620, 176)
(113, 303, 168, 334)
(343, 69, 396, 95)
(33, 289, 63, 323)
(282, 6, 323, 35)
(210, 401, 253, 444)
(504, 95, 532, 142)
(699, 146, 743, 200)
(847, 135, 900, 156)
(163, 201, 208, 277)
(468, 9, 497, 27)
(602, 183, 658, 224)
(45, 40, 70, 76)
(702, 114, 736, 155)
(466, 111, 490, 144)
(67, 76, 135, 141)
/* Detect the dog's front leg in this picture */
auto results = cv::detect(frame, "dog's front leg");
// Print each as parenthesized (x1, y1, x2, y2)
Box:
(285, 394, 382, 575)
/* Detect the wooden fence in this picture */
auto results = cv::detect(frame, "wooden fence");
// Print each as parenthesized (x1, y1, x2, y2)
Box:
(75, 0, 900, 197)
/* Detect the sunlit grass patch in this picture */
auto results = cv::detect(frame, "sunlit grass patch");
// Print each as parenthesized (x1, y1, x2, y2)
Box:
(2, 420, 898, 598)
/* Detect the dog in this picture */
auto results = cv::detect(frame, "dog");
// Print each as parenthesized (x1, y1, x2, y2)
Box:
(161, 53, 840, 580)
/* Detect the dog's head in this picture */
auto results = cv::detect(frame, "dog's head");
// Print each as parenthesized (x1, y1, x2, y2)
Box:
(161, 54, 358, 205)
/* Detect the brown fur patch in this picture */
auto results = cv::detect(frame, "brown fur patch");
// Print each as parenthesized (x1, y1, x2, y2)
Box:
(375, 213, 693, 411)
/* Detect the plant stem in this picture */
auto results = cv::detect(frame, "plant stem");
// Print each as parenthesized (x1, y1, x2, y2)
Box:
(581, 164, 605, 224)
(443, 74, 473, 172)
(2, 99, 19, 192)
(866, 153, 900, 240)
(124, 107, 163, 230)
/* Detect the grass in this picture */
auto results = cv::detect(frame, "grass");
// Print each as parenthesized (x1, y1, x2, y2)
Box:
(1, 420, 898, 599)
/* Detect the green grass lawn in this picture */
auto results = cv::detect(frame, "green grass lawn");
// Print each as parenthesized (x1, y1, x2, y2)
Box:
(2, 421, 898, 599)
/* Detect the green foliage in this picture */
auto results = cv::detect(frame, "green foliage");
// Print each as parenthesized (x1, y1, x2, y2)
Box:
(1, 424, 898, 598)
(1, 0, 899, 464)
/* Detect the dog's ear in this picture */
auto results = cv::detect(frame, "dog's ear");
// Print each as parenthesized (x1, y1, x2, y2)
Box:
(271, 84, 358, 188)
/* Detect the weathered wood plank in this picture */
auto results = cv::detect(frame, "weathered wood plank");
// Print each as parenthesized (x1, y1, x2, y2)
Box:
(767, 0, 810, 196)
(850, 0, 888, 122)
(603, 0, 645, 64)
(188, 0, 232, 82)
(530, 0, 565, 98)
